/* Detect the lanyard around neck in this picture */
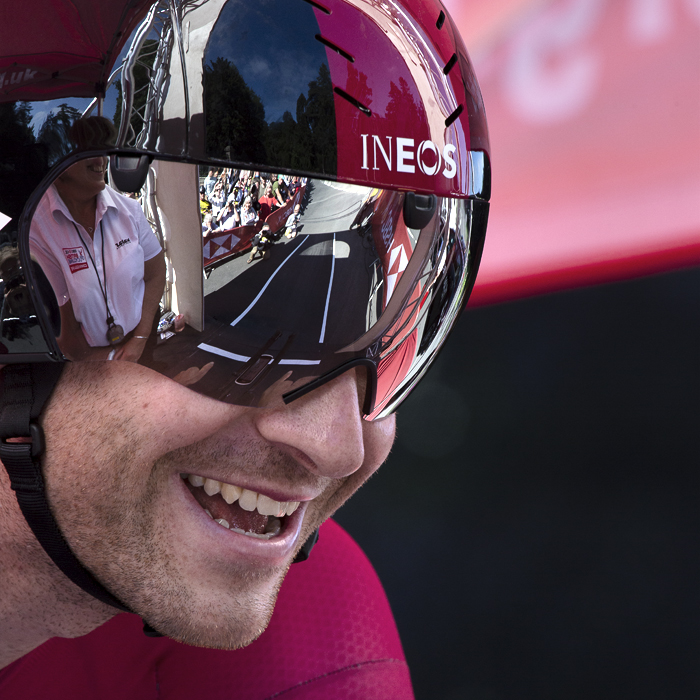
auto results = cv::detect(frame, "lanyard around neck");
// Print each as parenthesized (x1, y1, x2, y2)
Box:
(72, 220, 116, 327)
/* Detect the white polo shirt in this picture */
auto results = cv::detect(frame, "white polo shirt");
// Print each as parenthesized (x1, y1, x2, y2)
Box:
(29, 185, 162, 347)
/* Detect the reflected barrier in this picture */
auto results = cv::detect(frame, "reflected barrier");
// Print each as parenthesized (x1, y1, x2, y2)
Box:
(203, 186, 307, 268)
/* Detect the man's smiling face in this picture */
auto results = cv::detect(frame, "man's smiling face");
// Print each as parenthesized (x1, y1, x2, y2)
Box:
(40, 361, 395, 648)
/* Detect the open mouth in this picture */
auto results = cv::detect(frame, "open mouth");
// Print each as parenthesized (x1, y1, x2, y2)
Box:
(181, 473, 300, 540)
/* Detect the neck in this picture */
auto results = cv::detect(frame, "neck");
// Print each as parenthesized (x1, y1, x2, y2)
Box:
(0, 481, 116, 669)
(55, 184, 98, 232)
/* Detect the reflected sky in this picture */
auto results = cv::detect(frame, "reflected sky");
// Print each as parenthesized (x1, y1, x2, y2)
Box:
(26, 0, 330, 136)
(205, 0, 329, 123)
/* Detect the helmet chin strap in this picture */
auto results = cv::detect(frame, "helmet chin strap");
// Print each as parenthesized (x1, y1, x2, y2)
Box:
(0, 364, 133, 613)
(0, 363, 318, 639)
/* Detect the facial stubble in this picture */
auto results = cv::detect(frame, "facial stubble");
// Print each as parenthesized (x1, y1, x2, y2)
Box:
(45, 430, 352, 649)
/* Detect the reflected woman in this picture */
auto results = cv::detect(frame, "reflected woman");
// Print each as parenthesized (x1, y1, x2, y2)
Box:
(29, 117, 166, 363)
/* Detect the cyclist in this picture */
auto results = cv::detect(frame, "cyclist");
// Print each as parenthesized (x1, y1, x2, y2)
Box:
(0, 0, 490, 696)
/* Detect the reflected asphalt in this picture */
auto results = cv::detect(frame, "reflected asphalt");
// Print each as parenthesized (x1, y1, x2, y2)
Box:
(201, 181, 378, 361)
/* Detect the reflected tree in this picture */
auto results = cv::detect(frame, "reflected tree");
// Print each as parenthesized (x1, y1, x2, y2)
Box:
(36, 103, 82, 166)
(0, 102, 48, 236)
(385, 77, 422, 133)
(204, 57, 267, 164)
(304, 63, 337, 173)
(346, 64, 373, 112)
(265, 63, 337, 174)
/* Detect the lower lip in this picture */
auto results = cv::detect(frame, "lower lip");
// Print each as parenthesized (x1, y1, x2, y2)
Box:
(175, 475, 307, 563)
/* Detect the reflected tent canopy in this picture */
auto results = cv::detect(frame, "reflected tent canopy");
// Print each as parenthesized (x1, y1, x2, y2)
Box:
(0, 1, 154, 102)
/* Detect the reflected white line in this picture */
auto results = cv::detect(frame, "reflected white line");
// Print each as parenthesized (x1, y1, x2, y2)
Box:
(197, 343, 320, 366)
(319, 233, 336, 344)
(197, 343, 250, 362)
(230, 235, 309, 328)
(279, 359, 321, 366)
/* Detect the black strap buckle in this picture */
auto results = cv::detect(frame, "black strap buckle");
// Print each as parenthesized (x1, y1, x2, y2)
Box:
(27, 422, 45, 458)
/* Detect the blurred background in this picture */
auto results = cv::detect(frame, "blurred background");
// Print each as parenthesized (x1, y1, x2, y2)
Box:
(337, 0, 699, 697)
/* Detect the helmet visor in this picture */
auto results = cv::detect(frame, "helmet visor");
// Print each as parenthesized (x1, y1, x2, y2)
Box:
(13, 150, 487, 420)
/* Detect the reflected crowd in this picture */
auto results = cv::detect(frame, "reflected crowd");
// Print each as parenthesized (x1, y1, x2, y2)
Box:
(200, 168, 306, 240)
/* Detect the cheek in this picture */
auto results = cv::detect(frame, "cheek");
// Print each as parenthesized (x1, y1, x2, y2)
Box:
(41, 362, 248, 471)
(362, 414, 396, 476)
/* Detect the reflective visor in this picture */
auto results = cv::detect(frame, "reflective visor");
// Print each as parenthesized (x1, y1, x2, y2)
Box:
(6, 150, 487, 419)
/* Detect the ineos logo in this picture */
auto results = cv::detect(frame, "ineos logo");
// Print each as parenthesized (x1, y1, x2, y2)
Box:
(361, 135, 457, 179)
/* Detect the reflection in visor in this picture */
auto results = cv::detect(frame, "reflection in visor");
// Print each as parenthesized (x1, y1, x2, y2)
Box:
(21, 154, 485, 419)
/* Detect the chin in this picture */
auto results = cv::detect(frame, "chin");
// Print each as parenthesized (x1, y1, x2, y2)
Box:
(133, 568, 285, 649)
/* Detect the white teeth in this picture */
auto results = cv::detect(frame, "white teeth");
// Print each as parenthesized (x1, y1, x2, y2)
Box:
(220, 482, 242, 504)
(257, 494, 283, 517)
(215, 518, 230, 529)
(185, 475, 301, 519)
(230, 527, 274, 540)
(203, 478, 221, 496)
(238, 489, 258, 512)
(204, 509, 213, 518)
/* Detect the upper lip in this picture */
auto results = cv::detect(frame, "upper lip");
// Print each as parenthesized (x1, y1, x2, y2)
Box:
(181, 471, 322, 504)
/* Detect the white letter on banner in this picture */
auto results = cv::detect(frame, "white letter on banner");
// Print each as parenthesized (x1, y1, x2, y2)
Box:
(503, 0, 604, 123)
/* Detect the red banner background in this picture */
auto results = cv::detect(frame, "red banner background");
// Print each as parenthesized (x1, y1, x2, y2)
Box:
(445, 0, 700, 303)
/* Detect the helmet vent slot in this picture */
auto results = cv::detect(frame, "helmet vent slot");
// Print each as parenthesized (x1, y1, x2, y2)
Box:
(445, 104, 464, 127)
(315, 35, 354, 63)
(302, 0, 331, 14)
(436, 11, 446, 30)
(333, 87, 372, 116)
(443, 53, 458, 76)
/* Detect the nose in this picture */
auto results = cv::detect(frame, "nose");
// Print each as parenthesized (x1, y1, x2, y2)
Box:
(254, 370, 365, 479)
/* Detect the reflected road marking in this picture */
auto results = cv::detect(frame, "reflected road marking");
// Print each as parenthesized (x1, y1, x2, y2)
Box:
(229, 235, 310, 328)
(319, 232, 336, 344)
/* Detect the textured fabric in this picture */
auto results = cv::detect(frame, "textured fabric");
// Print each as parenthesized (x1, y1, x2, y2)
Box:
(0, 519, 414, 699)
(0, 1, 153, 102)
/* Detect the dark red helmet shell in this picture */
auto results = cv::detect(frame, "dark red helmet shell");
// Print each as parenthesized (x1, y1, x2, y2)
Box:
(319, 0, 488, 198)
